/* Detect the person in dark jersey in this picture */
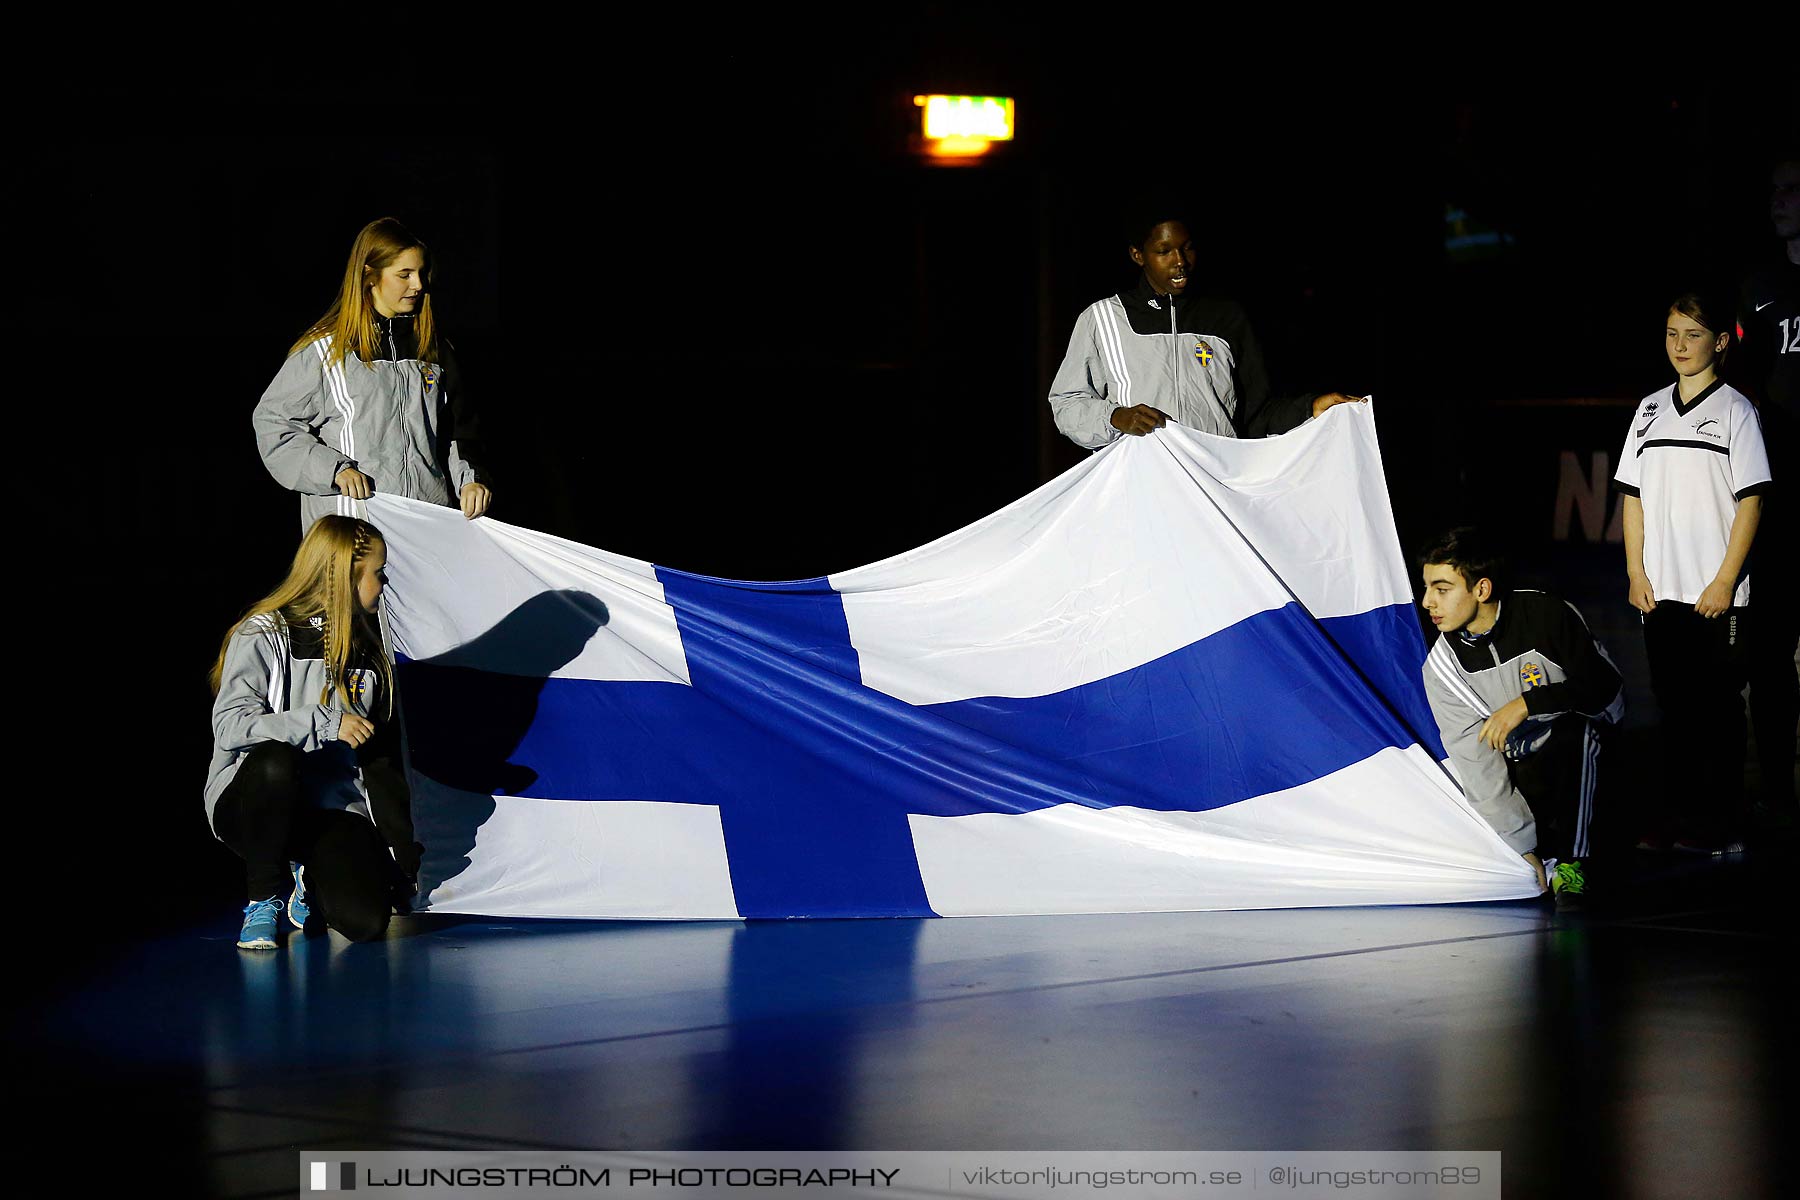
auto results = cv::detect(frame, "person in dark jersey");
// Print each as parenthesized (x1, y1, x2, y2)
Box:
(1737, 156, 1799, 830)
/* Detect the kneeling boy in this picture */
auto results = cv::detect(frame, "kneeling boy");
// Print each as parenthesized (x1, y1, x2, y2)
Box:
(1418, 528, 1625, 905)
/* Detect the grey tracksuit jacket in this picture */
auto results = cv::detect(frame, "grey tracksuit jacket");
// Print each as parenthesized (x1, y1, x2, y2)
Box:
(205, 611, 385, 835)
(253, 314, 487, 531)
(1421, 590, 1625, 855)
(1049, 277, 1316, 448)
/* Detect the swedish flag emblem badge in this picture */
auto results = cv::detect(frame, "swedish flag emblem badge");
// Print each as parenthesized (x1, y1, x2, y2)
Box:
(422, 364, 439, 387)
(1194, 339, 1213, 366)
(1520, 662, 1546, 689)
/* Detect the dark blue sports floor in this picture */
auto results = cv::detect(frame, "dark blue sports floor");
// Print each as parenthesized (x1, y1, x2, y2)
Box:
(15, 850, 1791, 1199)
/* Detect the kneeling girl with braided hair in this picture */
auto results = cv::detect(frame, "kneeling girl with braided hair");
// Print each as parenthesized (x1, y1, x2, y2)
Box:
(206, 516, 419, 949)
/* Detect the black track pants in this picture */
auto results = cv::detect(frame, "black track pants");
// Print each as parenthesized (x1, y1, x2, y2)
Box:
(1508, 714, 1601, 862)
(1745, 498, 1798, 811)
(212, 743, 404, 942)
(1642, 602, 1750, 842)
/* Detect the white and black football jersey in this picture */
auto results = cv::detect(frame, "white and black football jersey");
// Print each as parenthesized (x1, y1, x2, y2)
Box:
(1613, 379, 1772, 607)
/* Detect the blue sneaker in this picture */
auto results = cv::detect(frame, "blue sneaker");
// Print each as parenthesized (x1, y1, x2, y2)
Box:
(237, 896, 285, 950)
(288, 863, 310, 929)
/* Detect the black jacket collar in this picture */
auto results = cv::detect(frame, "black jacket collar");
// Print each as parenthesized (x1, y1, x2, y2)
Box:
(1118, 274, 1205, 336)
(1114, 274, 1251, 341)
(1453, 598, 1506, 650)
(1122, 273, 1181, 314)
(371, 312, 418, 362)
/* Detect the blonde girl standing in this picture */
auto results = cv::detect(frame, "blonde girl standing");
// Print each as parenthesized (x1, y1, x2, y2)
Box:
(254, 218, 494, 531)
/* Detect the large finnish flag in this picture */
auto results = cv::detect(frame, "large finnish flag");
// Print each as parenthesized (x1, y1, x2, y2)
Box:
(370, 405, 1538, 919)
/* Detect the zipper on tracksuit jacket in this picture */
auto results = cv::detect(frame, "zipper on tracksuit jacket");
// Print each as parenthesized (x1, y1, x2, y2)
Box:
(374, 313, 423, 499)
(1170, 300, 1180, 415)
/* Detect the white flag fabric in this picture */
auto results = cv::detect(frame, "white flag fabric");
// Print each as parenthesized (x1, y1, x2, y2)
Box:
(370, 405, 1537, 919)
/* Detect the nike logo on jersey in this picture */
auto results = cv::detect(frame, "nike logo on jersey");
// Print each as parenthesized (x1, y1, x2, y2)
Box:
(1755, 300, 1775, 311)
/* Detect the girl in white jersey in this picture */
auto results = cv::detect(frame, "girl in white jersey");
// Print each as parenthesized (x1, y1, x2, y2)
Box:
(1613, 293, 1772, 854)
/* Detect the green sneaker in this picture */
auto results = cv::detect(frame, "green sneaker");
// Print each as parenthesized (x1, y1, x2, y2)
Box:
(1551, 860, 1587, 909)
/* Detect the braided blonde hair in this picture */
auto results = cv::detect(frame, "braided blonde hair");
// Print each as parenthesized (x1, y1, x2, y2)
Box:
(210, 516, 394, 716)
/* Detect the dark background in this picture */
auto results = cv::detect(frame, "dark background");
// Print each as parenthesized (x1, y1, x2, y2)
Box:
(23, 30, 1796, 967)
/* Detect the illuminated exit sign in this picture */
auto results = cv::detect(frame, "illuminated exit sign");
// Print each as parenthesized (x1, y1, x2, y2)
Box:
(913, 94, 1015, 159)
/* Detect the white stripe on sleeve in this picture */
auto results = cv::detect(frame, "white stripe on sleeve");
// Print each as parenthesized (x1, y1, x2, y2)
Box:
(1096, 302, 1133, 410)
(1427, 641, 1490, 716)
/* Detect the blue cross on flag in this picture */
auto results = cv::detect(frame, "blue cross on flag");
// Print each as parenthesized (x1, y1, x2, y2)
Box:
(371, 405, 1536, 919)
